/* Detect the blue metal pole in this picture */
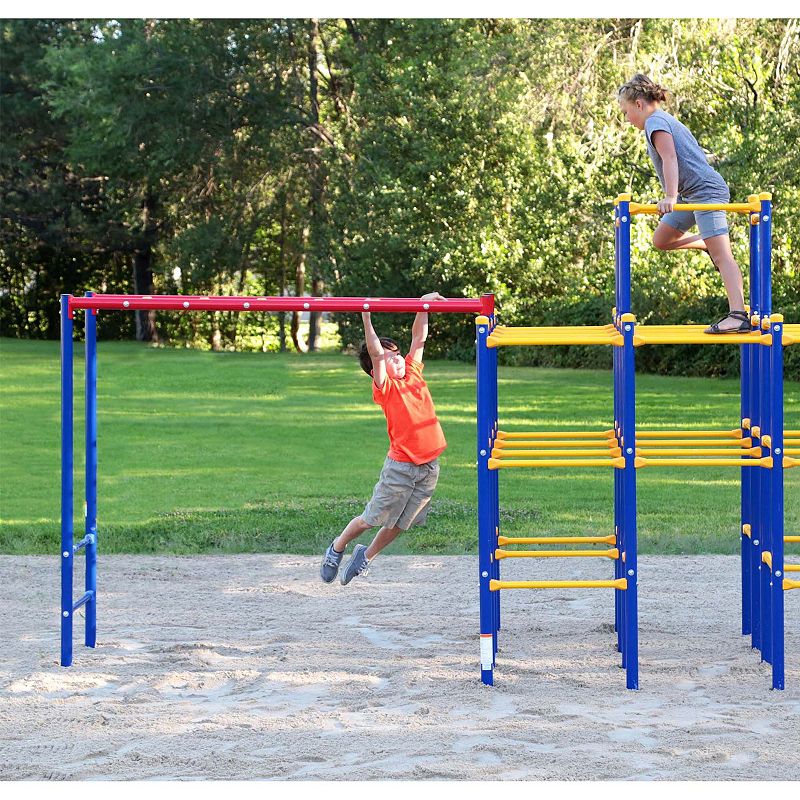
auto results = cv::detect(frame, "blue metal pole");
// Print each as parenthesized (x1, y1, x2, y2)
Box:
(741, 213, 759, 636)
(60, 295, 74, 667)
(476, 316, 495, 685)
(769, 316, 785, 690)
(617, 198, 632, 315)
(620, 313, 638, 689)
(84, 294, 98, 649)
(490, 315, 500, 649)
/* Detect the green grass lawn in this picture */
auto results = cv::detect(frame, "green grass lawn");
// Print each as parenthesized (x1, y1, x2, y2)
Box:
(1, 337, 798, 556)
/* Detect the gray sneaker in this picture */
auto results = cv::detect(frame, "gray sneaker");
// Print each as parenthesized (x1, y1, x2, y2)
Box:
(340, 544, 370, 585)
(320, 541, 345, 583)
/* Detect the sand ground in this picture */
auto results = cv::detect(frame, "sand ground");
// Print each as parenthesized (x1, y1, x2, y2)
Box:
(0, 554, 798, 781)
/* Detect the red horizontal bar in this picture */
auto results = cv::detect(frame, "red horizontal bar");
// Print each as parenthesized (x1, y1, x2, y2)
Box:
(68, 294, 493, 315)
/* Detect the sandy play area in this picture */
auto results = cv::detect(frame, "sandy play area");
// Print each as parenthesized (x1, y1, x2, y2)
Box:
(0, 553, 798, 781)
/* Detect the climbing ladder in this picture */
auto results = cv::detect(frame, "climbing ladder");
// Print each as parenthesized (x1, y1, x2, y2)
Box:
(476, 192, 797, 689)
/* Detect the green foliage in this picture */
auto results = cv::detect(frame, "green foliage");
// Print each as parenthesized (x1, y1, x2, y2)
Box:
(2, 19, 799, 375)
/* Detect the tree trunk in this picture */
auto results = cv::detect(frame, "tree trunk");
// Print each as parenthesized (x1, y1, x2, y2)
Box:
(291, 224, 308, 353)
(132, 250, 157, 342)
(133, 190, 158, 343)
(278, 191, 288, 352)
(306, 18, 325, 353)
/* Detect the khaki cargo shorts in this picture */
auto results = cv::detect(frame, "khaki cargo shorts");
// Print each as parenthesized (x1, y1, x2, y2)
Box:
(362, 456, 440, 531)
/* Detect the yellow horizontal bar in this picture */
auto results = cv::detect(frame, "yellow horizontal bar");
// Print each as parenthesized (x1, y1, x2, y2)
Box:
(784, 457, 798, 469)
(637, 447, 761, 457)
(633, 326, 768, 345)
(634, 457, 772, 468)
(488, 336, 623, 348)
(634, 438, 752, 448)
(636, 429, 743, 439)
(492, 448, 622, 458)
(490, 579, 627, 590)
(498, 535, 617, 546)
(762, 551, 773, 570)
(786, 536, 800, 543)
(497, 430, 616, 440)
(495, 548, 619, 560)
(784, 580, 800, 591)
(495, 439, 616, 449)
(785, 565, 800, 573)
(489, 457, 625, 469)
(630, 200, 760, 215)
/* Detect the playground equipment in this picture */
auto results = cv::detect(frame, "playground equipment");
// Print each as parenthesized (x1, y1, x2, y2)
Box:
(58, 293, 493, 667)
(476, 192, 798, 689)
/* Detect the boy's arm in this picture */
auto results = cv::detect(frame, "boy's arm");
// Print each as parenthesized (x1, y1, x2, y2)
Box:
(651, 131, 678, 214)
(408, 292, 446, 363)
(362, 312, 386, 388)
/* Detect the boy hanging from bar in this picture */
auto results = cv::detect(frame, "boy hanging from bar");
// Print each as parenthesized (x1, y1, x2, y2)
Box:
(320, 292, 448, 585)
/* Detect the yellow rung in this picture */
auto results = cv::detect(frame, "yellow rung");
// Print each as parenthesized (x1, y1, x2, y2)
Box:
(494, 548, 619, 560)
(489, 457, 625, 469)
(492, 448, 622, 458)
(632, 438, 752, 448)
(637, 447, 762, 457)
(631, 326, 767, 345)
(784, 580, 800, 591)
(785, 430, 800, 436)
(634, 457, 772, 468)
(495, 439, 616, 449)
(498, 535, 617, 546)
(497, 430, 616, 440)
(786, 536, 800, 543)
(490, 579, 627, 590)
(784, 457, 798, 469)
(630, 200, 760, 215)
(785, 565, 800, 573)
(636, 429, 743, 439)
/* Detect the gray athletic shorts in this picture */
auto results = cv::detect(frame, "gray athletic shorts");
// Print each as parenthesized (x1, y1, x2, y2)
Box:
(660, 194, 729, 240)
(362, 456, 440, 531)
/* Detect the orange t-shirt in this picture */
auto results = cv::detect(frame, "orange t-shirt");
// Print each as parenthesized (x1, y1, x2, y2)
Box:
(372, 355, 447, 465)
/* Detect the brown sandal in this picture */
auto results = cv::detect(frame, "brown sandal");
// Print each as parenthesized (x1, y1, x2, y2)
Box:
(704, 310, 751, 335)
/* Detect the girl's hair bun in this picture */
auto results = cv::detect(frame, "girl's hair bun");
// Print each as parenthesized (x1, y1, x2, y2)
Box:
(618, 73, 668, 103)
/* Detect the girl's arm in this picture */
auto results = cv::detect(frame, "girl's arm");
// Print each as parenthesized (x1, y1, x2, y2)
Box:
(652, 130, 679, 214)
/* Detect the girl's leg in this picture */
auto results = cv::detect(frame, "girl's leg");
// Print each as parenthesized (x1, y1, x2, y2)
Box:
(653, 222, 708, 252)
(705, 234, 746, 319)
(333, 516, 373, 552)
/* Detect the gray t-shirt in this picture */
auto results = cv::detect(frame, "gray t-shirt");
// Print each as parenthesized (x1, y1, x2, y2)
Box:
(644, 109, 729, 201)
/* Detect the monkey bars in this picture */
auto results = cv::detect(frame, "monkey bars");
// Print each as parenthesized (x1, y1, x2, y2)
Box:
(59, 291, 491, 668)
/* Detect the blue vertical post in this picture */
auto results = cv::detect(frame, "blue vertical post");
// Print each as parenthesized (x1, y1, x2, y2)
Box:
(84, 294, 98, 648)
(490, 313, 500, 647)
(60, 295, 74, 667)
(741, 209, 759, 636)
(620, 313, 639, 690)
(616, 195, 632, 316)
(615, 195, 633, 676)
(476, 315, 495, 685)
(769, 315, 784, 690)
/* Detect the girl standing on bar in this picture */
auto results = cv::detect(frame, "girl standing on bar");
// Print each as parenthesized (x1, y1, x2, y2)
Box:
(618, 74, 749, 334)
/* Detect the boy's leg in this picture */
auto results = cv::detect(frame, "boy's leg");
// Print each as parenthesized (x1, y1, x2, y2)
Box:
(365, 525, 403, 560)
(333, 516, 373, 553)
